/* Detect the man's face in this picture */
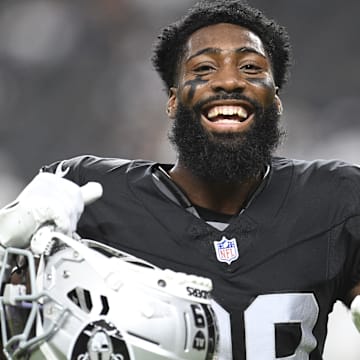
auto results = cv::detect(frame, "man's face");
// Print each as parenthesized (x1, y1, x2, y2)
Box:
(167, 23, 283, 182)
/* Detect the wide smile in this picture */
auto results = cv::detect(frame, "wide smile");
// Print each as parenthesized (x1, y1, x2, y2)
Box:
(200, 101, 255, 132)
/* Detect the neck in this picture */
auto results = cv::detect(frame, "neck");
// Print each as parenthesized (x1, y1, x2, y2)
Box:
(169, 160, 263, 215)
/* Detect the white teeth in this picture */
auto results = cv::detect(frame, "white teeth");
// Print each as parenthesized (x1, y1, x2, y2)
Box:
(207, 105, 248, 120)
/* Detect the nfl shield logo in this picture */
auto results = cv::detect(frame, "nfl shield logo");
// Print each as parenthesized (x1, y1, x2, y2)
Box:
(213, 236, 239, 264)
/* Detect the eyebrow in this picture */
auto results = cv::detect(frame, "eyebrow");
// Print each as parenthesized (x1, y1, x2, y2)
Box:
(236, 47, 267, 59)
(186, 46, 266, 62)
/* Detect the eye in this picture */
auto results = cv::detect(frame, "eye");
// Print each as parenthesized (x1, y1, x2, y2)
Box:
(240, 63, 263, 74)
(193, 64, 216, 75)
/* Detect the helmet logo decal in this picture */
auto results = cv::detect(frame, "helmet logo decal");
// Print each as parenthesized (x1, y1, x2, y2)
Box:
(71, 320, 131, 360)
(213, 236, 239, 264)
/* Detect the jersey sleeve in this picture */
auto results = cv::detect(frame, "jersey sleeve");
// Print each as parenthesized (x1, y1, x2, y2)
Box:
(40, 155, 133, 185)
(40, 156, 87, 185)
(337, 164, 360, 305)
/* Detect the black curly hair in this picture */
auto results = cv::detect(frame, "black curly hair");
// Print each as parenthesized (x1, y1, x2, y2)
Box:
(152, 0, 292, 92)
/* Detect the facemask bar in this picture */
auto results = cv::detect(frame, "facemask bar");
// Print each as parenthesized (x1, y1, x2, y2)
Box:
(0, 247, 70, 359)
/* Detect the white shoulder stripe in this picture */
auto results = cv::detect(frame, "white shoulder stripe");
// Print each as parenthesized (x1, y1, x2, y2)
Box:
(54, 161, 70, 177)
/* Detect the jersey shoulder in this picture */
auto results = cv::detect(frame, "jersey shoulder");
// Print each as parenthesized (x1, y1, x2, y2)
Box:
(41, 155, 156, 186)
(272, 157, 360, 219)
(273, 156, 360, 192)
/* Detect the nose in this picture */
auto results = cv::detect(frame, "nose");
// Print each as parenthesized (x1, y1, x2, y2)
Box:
(210, 66, 246, 93)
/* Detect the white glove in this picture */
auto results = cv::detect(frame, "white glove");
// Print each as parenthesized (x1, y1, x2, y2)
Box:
(21, 172, 84, 232)
(0, 172, 102, 250)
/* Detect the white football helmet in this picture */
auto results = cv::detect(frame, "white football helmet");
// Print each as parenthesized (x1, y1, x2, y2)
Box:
(0, 228, 218, 359)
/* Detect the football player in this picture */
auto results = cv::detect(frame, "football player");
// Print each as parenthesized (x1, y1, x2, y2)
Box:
(1, 1, 360, 359)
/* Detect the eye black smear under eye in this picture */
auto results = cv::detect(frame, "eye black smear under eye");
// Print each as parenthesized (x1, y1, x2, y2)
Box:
(246, 77, 274, 89)
(184, 77, 208, 101)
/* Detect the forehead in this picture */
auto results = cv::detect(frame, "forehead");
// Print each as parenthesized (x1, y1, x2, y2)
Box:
(184, 23, 267, 58)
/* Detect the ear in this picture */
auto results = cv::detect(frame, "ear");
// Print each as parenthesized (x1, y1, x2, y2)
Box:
(166, 87, 178, 119)
(274, 87, 283, 115)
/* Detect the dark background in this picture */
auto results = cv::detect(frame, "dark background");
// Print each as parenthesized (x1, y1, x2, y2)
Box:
(0, 0, 359, 190)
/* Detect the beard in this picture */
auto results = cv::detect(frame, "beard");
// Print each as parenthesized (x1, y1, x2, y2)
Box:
(168, 94, 284, 183)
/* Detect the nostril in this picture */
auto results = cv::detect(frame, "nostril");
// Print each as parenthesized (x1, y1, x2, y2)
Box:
(213, 86, 245, 94)
(211, 76, 246, 93)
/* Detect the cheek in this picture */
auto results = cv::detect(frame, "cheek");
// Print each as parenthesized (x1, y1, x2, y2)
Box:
(247, 76, 275, 89)
(247, 77, 276, 103)
(182, 77, 209, 102)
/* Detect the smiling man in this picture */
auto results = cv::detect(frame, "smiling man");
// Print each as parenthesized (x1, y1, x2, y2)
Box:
(166, 22, 283, 201)
(1, 1, 360, 359)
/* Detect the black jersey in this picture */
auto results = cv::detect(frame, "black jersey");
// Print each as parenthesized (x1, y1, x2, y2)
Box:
(43, 155, 360, 360)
